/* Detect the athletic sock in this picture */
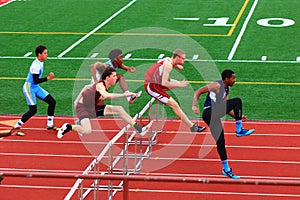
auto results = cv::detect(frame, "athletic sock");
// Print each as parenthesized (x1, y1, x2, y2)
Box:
(236, 120, 242, 133)
(47, 116, 54, 127)
(222, 160, 231, 172)
(14, 120, 24, 128)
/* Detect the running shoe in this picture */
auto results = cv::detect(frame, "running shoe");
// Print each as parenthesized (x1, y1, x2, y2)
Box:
(134, 121, 153, 136)
(47, 125, 58, 131)
(57, 123, 72, 139)
(129, 91, 142, 104)
(222, 169, 240, 179)
(190, 123, 206, 133)
(9, 127, 25, 136)
(236, 128, 255, 137)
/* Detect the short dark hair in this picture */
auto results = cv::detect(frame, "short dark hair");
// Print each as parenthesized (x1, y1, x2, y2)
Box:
(172, 49, 185, 58)
(35, 45, 47, 56)
(102, 67, 116, 80)
(108, 48, 122, 61)
(222, 69, 235, 80)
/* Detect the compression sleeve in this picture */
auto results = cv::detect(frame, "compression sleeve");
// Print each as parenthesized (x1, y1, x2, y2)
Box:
(32, 74, 48, 84)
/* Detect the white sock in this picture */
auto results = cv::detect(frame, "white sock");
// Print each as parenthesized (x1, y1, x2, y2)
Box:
(47, 116, 54, 127)
(14, 120, 24, 128)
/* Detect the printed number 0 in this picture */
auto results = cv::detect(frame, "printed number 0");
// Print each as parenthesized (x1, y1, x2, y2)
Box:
(257, 18, 295, 27)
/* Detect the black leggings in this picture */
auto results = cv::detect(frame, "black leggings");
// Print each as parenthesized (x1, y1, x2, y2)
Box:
(202, 98, 242, 161)
(21, 94, 56, 123)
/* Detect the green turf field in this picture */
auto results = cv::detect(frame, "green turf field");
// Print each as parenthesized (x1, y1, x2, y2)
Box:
(0, 0, 299, 121)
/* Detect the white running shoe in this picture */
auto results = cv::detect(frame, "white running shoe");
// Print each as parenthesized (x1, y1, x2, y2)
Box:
(57, 123, 72, 139)
(139, 121, 153, 137)
(129, 91, 142, 104)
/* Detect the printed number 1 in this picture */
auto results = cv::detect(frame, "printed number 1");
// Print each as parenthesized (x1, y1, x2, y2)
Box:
(204, 17, 233, 27)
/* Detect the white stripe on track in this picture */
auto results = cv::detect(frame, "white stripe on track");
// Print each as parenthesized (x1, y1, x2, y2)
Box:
(0, 0, 15, 8)
(130, 189, 300, 198)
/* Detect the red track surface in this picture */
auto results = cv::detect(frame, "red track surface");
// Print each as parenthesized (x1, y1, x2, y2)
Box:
(0, 115, 300, 200)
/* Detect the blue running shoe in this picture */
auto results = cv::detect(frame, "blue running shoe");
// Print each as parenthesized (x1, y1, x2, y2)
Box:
(236, 128, 255, 137)
(222, 169, 240, 179)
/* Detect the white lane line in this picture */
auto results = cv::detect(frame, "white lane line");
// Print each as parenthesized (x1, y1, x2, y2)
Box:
(142, 172, 300, 180)
(0, 152, 94, 158)
(227, 0, 259, 60)
(57, 0, 136, 58)
(0, 184, 73, 190)
(0, 167, 83, 173)
(130, 189, 300, 198)
(3, 150, 299, 165)
(149, 157, 300, 165)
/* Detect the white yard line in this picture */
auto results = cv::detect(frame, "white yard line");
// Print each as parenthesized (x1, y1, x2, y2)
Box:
(57, 0, 136, 58)
(1, 55, 300, 64)
(227, 0, 259, 60)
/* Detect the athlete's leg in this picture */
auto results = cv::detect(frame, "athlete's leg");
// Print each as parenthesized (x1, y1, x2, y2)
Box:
(103, 105, 135, 125)
(117, 74, 128, 92)
(43, 94, 56, 116)
(226, 98, 254, 136)
(167, 97, 193, 127)
(202, 108, 240, 179)
(202, 108, 227, 161)
(103, 105, 150, 135)
(43, 94, 56, 128)
(74, 118, 92, 135)
(13, 105, 37, 129)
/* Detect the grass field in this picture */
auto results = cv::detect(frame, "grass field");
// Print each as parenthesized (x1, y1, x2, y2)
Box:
(0, 0, 299, 121)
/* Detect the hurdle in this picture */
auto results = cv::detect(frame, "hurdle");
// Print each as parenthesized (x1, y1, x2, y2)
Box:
(64, 97, 165, 200)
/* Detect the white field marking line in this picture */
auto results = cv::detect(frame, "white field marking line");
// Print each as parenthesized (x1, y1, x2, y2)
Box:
(2, 55, 300, 64)
(90, 53, 98, 58)
(57, 0, 136, 57)
(141, 172, 300, 181)
(0, 152, 95, 158)
(129, 189, 300, 198)
(124, 53, 132, 59)
(227, 0, 259, 60)
(149, 157, 300, 165)
(173, 18, 200, 21)
(0, 0, 15, 8)
(23, 52, 32, 57)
